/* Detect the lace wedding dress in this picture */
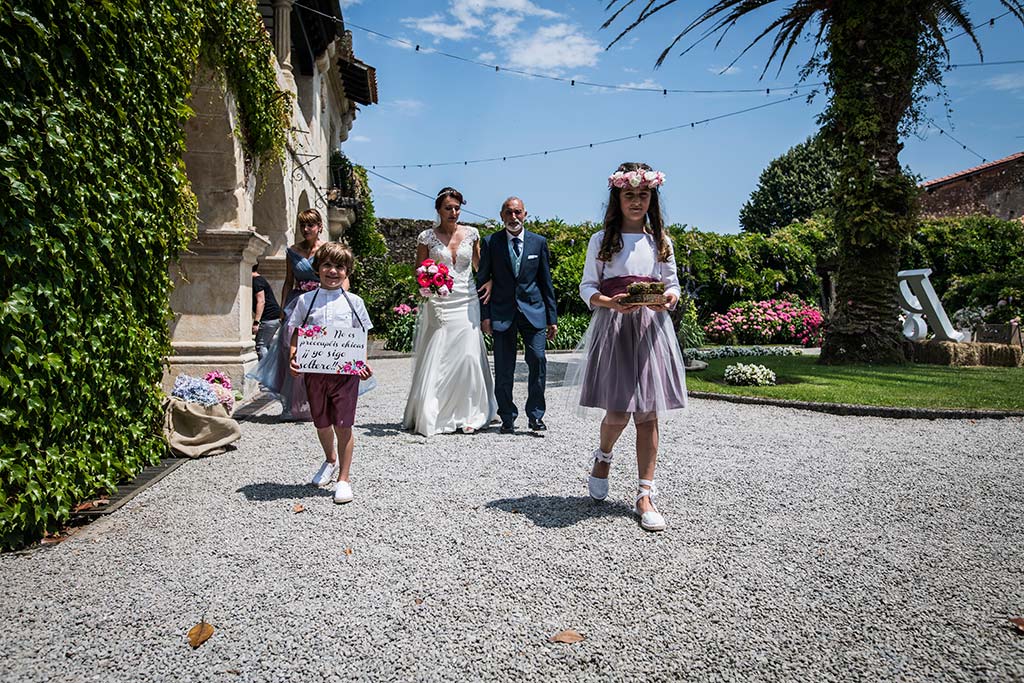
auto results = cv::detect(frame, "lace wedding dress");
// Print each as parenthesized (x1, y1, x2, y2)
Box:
(402, 227, 497, 435)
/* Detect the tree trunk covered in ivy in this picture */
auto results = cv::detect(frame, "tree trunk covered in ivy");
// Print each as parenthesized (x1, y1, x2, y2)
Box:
(818, 2, 923, 364)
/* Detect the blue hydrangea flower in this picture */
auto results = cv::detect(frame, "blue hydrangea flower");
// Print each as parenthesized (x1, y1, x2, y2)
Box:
(171, 374, 220, 407)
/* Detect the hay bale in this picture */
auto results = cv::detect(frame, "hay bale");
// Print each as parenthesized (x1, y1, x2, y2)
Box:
(980, 342, 1023, 367)
(908, 340, 1023, 367)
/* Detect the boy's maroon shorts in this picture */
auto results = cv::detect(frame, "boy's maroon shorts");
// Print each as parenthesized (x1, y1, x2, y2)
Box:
(303, 374, 359, 429)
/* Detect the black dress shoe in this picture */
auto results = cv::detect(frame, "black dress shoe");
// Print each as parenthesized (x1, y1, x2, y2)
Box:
(499, 424, 515, 434)
(528, 419, 547, 431)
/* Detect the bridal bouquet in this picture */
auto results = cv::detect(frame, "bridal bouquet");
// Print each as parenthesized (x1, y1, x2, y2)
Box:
(416, 258, 454, 298)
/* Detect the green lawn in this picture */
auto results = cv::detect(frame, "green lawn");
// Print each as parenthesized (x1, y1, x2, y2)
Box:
(686, 355, 1024, 411)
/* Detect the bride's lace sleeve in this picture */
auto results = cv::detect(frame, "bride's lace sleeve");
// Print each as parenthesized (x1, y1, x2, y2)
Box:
(416, 228, 435, 247)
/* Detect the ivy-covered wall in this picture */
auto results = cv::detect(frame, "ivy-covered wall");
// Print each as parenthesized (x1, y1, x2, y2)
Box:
(0, 0, 289, 549)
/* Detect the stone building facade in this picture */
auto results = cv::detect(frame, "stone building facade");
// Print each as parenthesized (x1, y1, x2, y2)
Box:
(165, 0, 377, 395)
(919, 151, 1024, 221)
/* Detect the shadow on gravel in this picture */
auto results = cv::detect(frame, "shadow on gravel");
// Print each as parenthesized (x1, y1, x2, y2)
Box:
(236, 414, 292, 424)
(236, 482, 334, 501)
(486, 495, 633, 528)
(357, 422, 407, 437)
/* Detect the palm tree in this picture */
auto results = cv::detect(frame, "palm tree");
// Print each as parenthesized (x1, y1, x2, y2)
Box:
(604, 1, 1023, 364)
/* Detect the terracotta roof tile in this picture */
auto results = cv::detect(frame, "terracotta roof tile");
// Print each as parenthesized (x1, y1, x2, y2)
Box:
(922, 150, 1024, 188)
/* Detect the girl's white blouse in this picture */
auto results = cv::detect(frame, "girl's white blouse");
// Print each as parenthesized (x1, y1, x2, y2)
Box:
(579, 231, 682, 309)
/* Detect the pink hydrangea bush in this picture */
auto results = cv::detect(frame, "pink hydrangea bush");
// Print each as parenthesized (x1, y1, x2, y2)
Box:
(704, 297, 824, 347)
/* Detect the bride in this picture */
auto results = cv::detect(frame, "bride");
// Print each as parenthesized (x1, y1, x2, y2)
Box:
(402, 187, 497, 436)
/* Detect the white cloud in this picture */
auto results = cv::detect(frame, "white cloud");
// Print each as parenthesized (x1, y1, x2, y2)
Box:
(489, 12, 525, 37)
(400, 1, 599, 75)
(392, 99, 425, 115)
(347, 135, 371, 143)
(506, 23, 601, 72)
(339, 0, 361, 7)
(985, 73, 1024, 93)
(619, 78, 663, 91)
(403, 0, 558, 41)
(402, 13, 477, 41)
(708, 65, 741, 75)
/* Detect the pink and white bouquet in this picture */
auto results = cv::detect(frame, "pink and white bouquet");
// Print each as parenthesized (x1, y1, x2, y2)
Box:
(416, 259, 454, 298)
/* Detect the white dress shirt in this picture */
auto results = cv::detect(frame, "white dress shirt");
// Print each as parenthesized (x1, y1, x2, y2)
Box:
(288, 288, 373, 330)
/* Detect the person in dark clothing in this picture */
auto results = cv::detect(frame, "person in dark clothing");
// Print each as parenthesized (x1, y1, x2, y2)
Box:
(252, 264, 282, 360)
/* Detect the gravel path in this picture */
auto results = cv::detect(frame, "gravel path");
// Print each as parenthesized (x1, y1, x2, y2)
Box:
(2, 357, 1023, 682)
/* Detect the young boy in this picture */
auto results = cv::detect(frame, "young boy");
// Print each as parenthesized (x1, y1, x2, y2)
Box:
(288, 243, 373, 504)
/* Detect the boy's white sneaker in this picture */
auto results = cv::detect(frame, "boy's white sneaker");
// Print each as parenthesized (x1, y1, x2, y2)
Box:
(333, 480, 353, 504)
(311, 461, 338, 487)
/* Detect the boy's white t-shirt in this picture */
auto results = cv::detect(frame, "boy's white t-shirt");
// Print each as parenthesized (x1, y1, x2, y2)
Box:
(288, 287, 373, 331)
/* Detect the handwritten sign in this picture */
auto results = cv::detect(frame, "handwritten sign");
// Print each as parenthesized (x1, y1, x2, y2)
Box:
(295, 326, 368, 374)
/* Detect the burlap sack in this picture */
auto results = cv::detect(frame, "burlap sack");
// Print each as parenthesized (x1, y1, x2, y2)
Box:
(162, 396, 241, 458)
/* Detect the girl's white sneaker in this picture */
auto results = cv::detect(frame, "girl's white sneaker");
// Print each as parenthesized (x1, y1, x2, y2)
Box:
(333, 480, 353, 504)
(311, 461, 338, 487)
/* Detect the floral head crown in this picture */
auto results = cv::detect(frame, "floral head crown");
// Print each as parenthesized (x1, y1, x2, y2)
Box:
(608, 168, 666, 190)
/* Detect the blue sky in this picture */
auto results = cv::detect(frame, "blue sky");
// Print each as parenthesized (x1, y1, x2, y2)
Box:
(338, 0, 1024, 233)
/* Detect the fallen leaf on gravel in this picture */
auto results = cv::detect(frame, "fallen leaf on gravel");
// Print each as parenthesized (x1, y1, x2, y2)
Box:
(224, 669, 241, 675)
(187, 621, 214, 649)
(292, 504, 305, 513)
(414, 598, 424, 605)
(344, 547, 353, 556)
(549, 629, 585, 644)
(1010, 617, 1024, 633)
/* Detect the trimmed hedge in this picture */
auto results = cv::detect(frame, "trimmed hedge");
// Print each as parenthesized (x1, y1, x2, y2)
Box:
(902, 215, 1024, 324)
(0, 1, 289, 549)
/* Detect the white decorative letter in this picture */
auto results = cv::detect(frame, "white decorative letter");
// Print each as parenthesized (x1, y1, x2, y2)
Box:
(896, 269, 971, 343)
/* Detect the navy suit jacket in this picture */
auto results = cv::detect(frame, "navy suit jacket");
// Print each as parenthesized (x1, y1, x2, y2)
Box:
(477, 229, 558, 332)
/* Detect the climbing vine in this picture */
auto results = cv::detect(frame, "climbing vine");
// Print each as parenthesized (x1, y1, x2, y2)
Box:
(0, 0, 289, 549)
(202, 0, 290, 166)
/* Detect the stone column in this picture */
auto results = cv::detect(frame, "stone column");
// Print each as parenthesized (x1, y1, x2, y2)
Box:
(273, 0, 294, 74)
(165, 229, 271, 397)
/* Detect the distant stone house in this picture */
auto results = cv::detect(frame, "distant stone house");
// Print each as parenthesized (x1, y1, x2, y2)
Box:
(919, 151, 1024, 221)
(166, 0, 377, 395)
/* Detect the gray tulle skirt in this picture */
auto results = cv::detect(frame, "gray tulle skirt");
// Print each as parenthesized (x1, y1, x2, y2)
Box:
(566, 306, 687, 421)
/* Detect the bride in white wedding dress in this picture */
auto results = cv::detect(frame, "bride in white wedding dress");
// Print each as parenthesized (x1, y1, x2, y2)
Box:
(402, 187, 497, 436)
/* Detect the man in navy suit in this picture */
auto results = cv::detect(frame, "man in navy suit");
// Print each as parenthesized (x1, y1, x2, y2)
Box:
(477, 197, 558, 433)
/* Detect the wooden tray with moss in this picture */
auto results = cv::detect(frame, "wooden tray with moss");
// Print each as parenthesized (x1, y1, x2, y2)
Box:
(621, 281, 667, 305)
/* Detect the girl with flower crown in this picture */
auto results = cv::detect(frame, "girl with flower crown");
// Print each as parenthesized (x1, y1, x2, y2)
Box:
(569, 162, 688, 532)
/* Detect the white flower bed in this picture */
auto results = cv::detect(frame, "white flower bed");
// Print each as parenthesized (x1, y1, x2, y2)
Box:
(723, 363, 777, 386)
(684, 346, 801, 362)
